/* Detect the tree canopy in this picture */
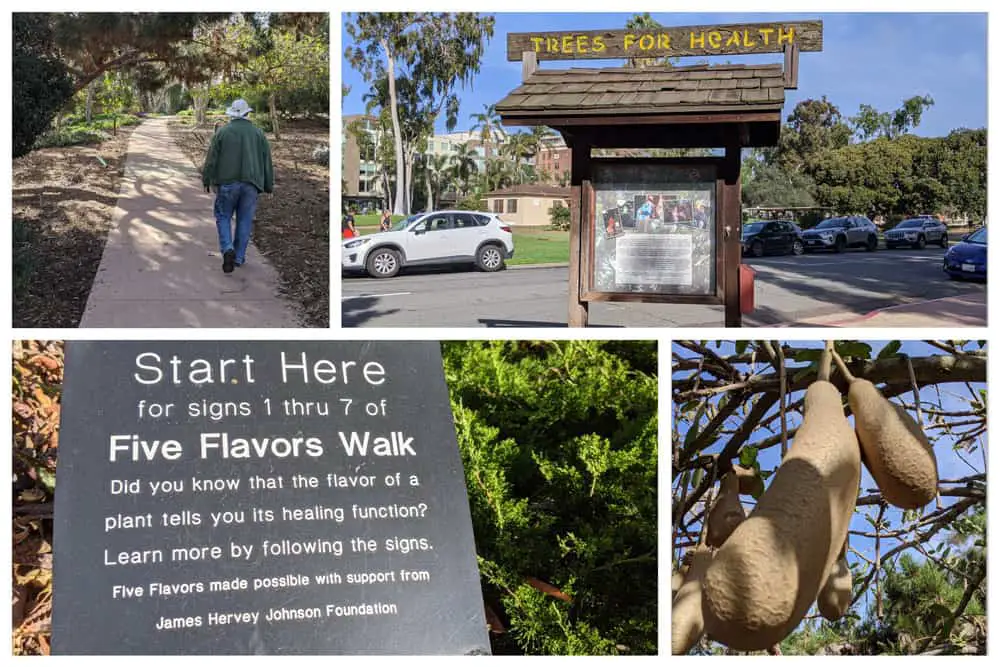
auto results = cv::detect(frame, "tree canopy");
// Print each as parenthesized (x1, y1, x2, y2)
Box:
(744, 95, 986, 223)
(345, 12, 495, 215)
(672, 340, 986, 655)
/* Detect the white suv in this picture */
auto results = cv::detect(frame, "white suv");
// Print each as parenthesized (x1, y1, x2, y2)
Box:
(342, 210, 515, 278)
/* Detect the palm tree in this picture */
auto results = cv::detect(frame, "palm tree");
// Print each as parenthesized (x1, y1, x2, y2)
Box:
(625, 13, 675, 69)
(502, 131, 534, 184)
(470, 103, 505, 187)
(449, 141, 478, 196)
(424, 153, 451, 211)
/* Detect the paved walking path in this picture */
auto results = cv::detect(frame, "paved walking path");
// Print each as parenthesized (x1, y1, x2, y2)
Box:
(80, 118, 301, 328)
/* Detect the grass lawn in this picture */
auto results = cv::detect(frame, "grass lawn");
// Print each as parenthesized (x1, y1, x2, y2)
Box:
(349, 221, 568, 266)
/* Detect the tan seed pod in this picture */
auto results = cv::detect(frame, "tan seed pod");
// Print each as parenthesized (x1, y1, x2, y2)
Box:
(671, 547, 714, 655)
(672, 569, 686, 598)
(701, 380, 861, 651)
(733, 464, 765, 497)
(706, 473, 746, 548)
(816, 552, 852, 621)
(848, 377, 938, 509)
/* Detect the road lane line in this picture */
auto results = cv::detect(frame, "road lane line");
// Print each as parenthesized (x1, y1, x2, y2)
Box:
(341, 292, 412, 300)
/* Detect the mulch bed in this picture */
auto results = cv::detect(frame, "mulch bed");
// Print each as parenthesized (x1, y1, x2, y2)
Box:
(12, 340, 63, 655)
(13, 129, 137, 328)
(169, 118, 330, 327)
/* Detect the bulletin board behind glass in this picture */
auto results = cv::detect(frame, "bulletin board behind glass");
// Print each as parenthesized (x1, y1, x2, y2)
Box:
(589, 161, 718, 298)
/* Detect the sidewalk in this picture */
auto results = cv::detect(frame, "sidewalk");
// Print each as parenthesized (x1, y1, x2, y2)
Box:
(785, 292, 987, 327)
(80, 118, 301, 328)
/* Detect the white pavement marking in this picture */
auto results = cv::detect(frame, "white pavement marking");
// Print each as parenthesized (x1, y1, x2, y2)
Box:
(341, 292, 413, 300)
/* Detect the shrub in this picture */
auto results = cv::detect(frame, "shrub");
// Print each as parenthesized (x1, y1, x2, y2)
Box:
(13, 15, 74, 158)
(549, 201, 571, 231)
(442, 340, 658, 655)
(34, 126, 108, 149)
(456, 193, 488, 212)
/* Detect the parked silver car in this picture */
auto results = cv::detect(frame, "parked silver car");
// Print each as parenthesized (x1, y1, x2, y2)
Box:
(885, 217, 949, 249)
(801, 216, 879, 253)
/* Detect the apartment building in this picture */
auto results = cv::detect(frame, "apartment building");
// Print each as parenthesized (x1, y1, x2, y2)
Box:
(342, 113, 384, 212)
(534, 134, 571, 185)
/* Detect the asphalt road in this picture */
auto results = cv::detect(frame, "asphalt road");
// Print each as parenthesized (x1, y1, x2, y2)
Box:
(340, 246, 986, 328)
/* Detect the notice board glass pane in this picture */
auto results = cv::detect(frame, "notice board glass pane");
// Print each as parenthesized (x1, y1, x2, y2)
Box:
(591, 162, 717, 296)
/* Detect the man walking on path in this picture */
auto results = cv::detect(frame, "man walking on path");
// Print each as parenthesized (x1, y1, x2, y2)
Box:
(202, 99, 274, 274)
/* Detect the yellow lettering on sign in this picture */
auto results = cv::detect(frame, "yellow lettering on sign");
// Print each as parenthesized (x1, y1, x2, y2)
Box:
(658, 33, 671, 49)
(624, 33, 637, 51)
(708, 31, 722, 49)
(639, 34, 654, 50)
(690, 31, 706, 49)
(576, 35, 589, 53)
(778, 26, 795, 45)
(743, 29, 756, 47)
(562, 35, 574, 52)
(593, 35, 607, 52)
(725, 31, 742, 48)
(759, 28, 774, 45)
(546, 37, 558, 52)
(530, 36, 544, 52)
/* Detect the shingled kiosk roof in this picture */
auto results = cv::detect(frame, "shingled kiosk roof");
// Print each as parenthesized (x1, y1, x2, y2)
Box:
(498, 62, 784, 117)
(496, 62, 787, 147)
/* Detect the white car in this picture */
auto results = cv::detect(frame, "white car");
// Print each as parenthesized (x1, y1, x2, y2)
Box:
(342, 210, 515, 278)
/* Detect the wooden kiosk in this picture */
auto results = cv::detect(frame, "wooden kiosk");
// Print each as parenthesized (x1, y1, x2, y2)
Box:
(496, 21, 823, 326)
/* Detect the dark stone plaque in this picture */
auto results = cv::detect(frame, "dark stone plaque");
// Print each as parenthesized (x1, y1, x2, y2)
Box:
(52, 341, 490, 655)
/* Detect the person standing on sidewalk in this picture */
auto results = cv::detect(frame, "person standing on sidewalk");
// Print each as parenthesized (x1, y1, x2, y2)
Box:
(202, 98, 274, 273)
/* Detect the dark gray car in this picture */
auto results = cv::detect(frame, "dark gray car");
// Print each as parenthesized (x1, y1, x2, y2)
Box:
(801, 216, 879, 253)
(885, 217, 949, 249)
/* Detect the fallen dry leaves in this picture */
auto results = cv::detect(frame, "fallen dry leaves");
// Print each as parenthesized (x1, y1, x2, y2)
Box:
(12, 340, 64, 655)
(12, 129, 137, 327)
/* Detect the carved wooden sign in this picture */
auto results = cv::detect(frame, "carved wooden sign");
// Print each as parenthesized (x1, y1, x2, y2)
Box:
(507, 21, 823, 61)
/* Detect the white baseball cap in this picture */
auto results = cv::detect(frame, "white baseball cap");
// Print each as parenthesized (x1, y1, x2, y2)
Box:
(225, 99, 253, 118)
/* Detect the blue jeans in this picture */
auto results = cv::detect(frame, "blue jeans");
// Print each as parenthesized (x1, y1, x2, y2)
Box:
(213, 182, 259, 264)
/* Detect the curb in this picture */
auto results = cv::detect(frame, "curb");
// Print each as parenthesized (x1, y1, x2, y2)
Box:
(772, 293, 987, 328)
(507, 262, 569, 270)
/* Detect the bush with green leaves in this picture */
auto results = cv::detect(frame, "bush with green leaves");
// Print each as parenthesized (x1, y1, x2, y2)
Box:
(549, 202, 571, 231)
(442, 341, 657, 655)
(13, 14, 74, 158)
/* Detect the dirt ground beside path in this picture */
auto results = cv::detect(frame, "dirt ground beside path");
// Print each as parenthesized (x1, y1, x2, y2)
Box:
(169, 118, 330, 327)
(12, 127, 138, 328)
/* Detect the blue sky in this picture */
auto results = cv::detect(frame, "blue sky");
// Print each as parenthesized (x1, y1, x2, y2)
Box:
(341, 12, 987, 138)
(672, 340, 986, 620)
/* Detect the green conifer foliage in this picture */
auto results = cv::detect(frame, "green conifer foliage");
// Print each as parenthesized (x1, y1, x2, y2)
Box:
(441, 341, 658, 655)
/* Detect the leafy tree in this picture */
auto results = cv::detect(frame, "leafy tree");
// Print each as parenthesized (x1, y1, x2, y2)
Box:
(938, 128, 987, 223)
(673, 340, 986, 656)
(95, 70, 135, 135)
(444, 341, 657, 655)
(13, 14, 74, 157)
(215, 15, 328, 138)
(44, 12, 234, 93)
(851, 96, 935, 141)
(741, 158, 817, 208)
(813, 136, 948, 218)
(345, 12, 495, 215)
(776, 97, 853, 172)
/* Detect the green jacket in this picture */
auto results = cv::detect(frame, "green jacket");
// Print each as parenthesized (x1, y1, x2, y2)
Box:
(202, 118, 274, 193)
